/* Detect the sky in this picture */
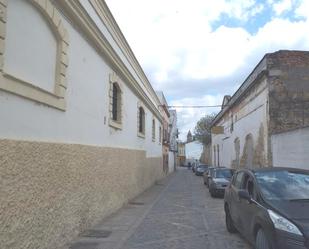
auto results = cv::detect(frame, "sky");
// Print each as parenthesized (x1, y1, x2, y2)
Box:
(105, 0, 309, 140)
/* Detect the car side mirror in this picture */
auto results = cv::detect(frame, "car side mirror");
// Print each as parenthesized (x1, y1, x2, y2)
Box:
(238, 190, 252, 202)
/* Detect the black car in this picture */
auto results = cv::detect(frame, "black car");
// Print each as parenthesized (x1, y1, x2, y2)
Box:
(224, 167, 309, 249)
(208, 168, 234, 197)
(195, 164, 208, 176)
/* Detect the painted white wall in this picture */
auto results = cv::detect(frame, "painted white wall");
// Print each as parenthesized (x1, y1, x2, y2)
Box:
(168, 151, 175, 173)
(185, 141, 203, 160)
(80, 0, 158, 109)
(272, 127, 309, 169)
(4, 0, 57, 92)
(212, 79, 269, 168)
(169, 110, 178, 152)
(0, 0, 162, 158)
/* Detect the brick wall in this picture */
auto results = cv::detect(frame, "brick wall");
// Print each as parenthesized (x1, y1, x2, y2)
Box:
(268, 50, 309, 134)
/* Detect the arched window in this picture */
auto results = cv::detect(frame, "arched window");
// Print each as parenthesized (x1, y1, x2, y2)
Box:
(109, 73, 122, 129)
(112, 82, 121, 122)
(138, 107, 145, 135)
(152, 119, 156, 141)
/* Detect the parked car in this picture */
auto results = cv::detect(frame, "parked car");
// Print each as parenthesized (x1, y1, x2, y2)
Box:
(208, 168, 234, 197)
(195, 164, 209, 176)
(224, 167, 309, 249)
(203, 167, 215, 186)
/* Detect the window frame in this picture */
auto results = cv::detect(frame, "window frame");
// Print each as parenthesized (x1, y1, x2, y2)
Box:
(152, 118, 155, 142)
(137, 103, 146, 138)
(0, 0, 69, 111)
(109, 73, 122, 129)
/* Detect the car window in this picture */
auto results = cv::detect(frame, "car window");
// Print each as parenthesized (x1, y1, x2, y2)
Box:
(231, 174, 237, 185)
(255, 170, 309, 201)
(242, 174, 257, 199)
(233, 172, 244, 189)
(215, 169, 233, 178)
(241, 173, 250, 189)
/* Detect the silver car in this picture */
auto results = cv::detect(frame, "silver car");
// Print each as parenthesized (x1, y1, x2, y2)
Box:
(208, 168, 234, 197)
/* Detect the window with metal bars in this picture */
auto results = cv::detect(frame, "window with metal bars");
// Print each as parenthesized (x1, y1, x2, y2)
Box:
(139, 107, 145, 134)
(152, 119, 155, 141)
(112, 83, 118, 121)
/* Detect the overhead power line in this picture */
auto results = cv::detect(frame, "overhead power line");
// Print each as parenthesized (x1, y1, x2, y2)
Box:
(167, 105, 223, 108)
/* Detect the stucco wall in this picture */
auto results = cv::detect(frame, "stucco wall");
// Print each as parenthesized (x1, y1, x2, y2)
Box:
(0, 139, 163, 249)
(271, 127, 309, 169)
(0, 0, 162, 158)
(168, 151, 175, 173)
(0, 1, 165, 249)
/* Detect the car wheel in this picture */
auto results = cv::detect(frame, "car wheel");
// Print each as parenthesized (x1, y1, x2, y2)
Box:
(255, 229, 272, 249)
(225, 206, 237, 233)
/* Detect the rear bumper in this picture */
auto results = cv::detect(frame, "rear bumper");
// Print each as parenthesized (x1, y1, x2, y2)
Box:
(195, 171, 204, 176)
(211, 187, 225, 196)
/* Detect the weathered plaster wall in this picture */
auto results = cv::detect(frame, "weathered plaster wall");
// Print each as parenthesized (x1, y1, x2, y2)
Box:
(0, 139, 163, 249)
(212, 78, 269, 169)
(271, 127, 309, 169)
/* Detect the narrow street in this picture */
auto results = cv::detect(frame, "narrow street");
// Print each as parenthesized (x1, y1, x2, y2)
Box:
(69, 168, 252, 249)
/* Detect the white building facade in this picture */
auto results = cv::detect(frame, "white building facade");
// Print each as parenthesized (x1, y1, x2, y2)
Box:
(0, 1, 164, 249)
(168, 109, 178, 173)
(211, 50, 309, 170)
(185, 141, 204, 165)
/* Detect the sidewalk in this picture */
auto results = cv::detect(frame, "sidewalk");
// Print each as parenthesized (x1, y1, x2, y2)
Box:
(68, 168, 251, 249)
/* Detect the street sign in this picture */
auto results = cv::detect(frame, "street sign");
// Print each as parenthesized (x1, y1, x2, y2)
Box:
(211, 126, 224, 134)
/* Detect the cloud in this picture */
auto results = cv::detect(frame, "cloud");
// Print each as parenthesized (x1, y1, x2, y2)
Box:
(105, 0, 309, 138)
(170, 94, 223, 141)
(273, 0, 292, 16)
(295, 0, 309, 19)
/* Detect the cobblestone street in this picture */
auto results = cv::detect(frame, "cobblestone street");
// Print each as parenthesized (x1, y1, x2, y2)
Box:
(69, 168, 252, 249)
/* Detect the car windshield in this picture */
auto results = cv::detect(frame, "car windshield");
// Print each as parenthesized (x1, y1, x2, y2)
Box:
(215, 169, 232, 178)
(255, 170, 309, 201)
(198, 165, 207, 170)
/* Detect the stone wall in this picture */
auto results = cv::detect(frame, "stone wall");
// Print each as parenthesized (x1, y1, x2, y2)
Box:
(0, 139, 163, 249)
(268, 50, 309, 134)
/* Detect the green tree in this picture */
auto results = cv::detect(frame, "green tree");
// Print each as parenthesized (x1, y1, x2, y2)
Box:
(194, 113, 217, 145)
